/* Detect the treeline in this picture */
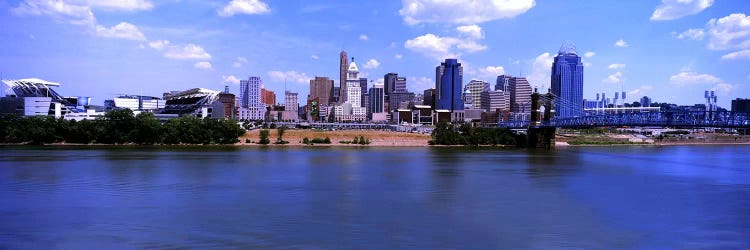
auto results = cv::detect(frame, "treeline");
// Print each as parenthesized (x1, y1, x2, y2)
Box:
(430, 122, 518, 146)
(0, 109, 245, 145)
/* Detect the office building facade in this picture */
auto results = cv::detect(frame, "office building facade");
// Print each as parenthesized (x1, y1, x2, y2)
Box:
(339, 51, 348, 104)
(509, 76, 532, 113)
(436, 59, 464, 111)
(240, 76, 262, 108)
(551, 43, 584, 117)
(464, 80, 490, 109)
(309, 76, 334, 106)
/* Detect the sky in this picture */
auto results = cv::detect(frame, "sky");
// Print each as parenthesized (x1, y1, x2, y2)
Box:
(1, 0, 749, 108)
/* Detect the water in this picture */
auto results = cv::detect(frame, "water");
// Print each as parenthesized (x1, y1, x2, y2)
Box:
(1, 145, 749, 249)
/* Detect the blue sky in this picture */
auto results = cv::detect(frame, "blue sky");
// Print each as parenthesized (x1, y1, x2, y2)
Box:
(1, 0, 749, 108)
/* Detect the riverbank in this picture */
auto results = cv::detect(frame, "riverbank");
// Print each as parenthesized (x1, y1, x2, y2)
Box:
(556, 132, 750, 146)
(240, 129, 432, 146)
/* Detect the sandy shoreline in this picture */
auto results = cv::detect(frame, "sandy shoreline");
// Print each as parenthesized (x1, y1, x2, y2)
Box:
(3, 129, 750, 147)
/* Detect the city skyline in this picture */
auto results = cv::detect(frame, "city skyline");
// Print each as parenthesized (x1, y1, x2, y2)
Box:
(1, 0, 749, 108)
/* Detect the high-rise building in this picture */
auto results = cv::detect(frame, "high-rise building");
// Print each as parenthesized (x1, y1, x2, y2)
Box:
(309, 76, 334, 105)
(389, 91, 415, 111)
(435, 64, 445, 99)
(423, 88, 436, 108)
(285, 91, 298, 112)
(369, 83, 385, 114)
(496, 75, 512, 91)
(508, 77, 532, 113)
(436, 59, 464, 111)
(339, 51, 348, 104)
(732, 98, 750, 113)
(395, 77, 407, 93)
(481, 90, 510, 112)
(346, 61, 362, 108)
(239, 76, 262, 108)
(551, 42, 584, 117)
(640, 96, 652, 107)
(464, 80, 490, 109)
(359, 78, 368, 109)
(260, 87, 275, 106)
(384, 73, 398, 95)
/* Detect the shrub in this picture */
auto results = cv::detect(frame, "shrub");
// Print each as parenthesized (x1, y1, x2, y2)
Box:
(259, 129, 271, 145)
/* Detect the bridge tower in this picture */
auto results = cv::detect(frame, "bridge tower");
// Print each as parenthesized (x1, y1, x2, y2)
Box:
(527, 88, 556, 149)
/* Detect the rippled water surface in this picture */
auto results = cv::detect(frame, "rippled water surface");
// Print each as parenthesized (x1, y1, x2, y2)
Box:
(1, 145, 749, 249)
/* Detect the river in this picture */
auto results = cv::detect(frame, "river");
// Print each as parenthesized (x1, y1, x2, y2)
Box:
(1, 145, 749, 249)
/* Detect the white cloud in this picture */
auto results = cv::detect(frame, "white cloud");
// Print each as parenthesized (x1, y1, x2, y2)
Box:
(628, 85, 655, 96)
(404, 33, 486, 60)
(456, 24, 484, 39)
(218, 0, 271, 17)
(721, 50, 750, 60)
(527, 52, 554, 89)
(706, 13, 750, 51)
(479, 65, 505, 79)
(603, 72, 623, 83)
(670, 71, 722, 85)
(359, 34, 369, 41)
(311, 55, 319, 60)
(148, 40, 170, 50)
(12, 0, 96, 25)
(222, 75, 241, 84)
(399, 0, 535, 25)
(233, 56, 248, 67)
(95, 22, 146, 41)
(408, 76, 434, 91)
(163, 44, 212, 60)
(584, 51, 595, 58)
(363, 59, 380, 69)
(268, 70, 311, 84)
(608, 63, 626, 69)
(650, 0, 713, 21)
(614, 39, 629, 48)
(673, 28, 705, 40)
(395, 54, 403, 59)
(86, 0, 153, 11)
(194, 61, 212, 70)
(456, 40, 487, 53)
(713, 83, 739, 95)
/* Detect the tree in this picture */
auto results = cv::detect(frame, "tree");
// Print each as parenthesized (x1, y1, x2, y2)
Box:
(259, 129, 271, 144)
(277, 126, 287, 143)
(130, 112, 162, 145)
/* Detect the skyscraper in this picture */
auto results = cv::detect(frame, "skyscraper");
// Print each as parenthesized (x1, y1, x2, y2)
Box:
(339, 51, 348, 104)
(369, 83, 384, 114)
(464, 80, 490, 109)
(496, 75, 512, 92)
(436, 59, 464, 111)
(346, 61, 362, 108)
(359, 78, 368, 109)
(384, 73, 398, 95)
(239, 76, 262, 108)
(309, 76, 334, 105)
(508, 76, 532, 113)
(285, 91, 298, 112)
(260, 86, 275, 106)
(551, 42, 584, 117)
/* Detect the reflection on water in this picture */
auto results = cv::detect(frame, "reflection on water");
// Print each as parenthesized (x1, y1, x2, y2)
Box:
(1, 145, 749, 249)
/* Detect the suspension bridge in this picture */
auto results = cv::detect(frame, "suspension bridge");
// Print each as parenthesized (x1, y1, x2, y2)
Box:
(499, 88, 750, 149)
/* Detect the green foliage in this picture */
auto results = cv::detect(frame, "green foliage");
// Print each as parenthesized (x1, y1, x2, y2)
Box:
(302, 137, 310, 144)
(275, 126, 288, 144)
(0, 111, 245, 145)
(245, 138, 252, 143)
(258, 129, 271, 144)
(324, 137, 331, 144)
(431, 122, 516, 146)
(308, 137, 330, 144)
